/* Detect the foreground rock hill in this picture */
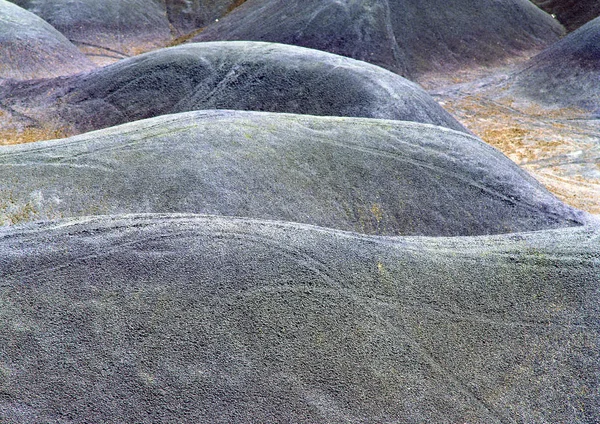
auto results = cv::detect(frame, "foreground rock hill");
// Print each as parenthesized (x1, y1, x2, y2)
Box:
(505, 16, 600, 115)
(0, 42, 466, 136)
(0, 214, 598, 423)
(0, 111, 593, 235)
(192, 0, 564, 79)
(0, 0, 94, 80)
(8, 0, 172, 61)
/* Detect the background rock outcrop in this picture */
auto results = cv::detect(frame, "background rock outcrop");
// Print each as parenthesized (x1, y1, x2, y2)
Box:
(162, 0, 244, 35)
(0, 0, 94, 80)
(9, 0, 172, 63)
(531, 0, 600, 31)
(505, 16, 600, 115)
(192, 0, 565, 79)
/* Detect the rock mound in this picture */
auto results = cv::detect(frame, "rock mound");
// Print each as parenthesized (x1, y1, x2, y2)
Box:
(10, 0, 172, 62)
(506, 16, 600, 114)
(0, 214, 598, 423)
(191, 0, 564, 79)
(0, 0, 94, 80)
(0, 110, 592, 235)
(0, 42, 467, 135)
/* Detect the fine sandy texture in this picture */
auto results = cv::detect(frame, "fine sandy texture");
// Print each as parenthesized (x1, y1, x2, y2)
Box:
(0, 213, 598, 423)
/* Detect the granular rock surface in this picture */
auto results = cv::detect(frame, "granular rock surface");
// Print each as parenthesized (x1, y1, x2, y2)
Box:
(0, 214, 598, 423)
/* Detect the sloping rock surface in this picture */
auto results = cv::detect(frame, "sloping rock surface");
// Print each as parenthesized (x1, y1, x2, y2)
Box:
(192, 0, 564, 78)
(9, 0, 172, 60)
(0, 111, 593, 235)
(532, 0, 600, 31)
(506, 16, 600, 115)
(0, 42, 467, 135)
(0, 0, 94, 80)
(0, 214, 598, 423)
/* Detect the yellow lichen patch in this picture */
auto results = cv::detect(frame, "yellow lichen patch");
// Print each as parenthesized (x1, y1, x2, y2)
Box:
(376, 260, 396, 294)
(0, 201, 38, 225)
(480, 126, 565, 164)
(139, 371, 156, 386)
(0, 127, 68, 146)
(480, 126, 529, 161)
(370, 203, 383, 223)
(518, 104, 588, 120)
(227, 0, 248, 13)
(166, 26, 206, 47)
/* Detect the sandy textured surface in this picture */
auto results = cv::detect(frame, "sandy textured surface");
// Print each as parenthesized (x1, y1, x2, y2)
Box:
(1, 213, 598, 423)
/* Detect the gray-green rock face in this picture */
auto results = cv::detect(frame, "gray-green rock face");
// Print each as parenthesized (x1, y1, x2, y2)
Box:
(0, 111, 592, 235)
(531, 0, 600, 31)
(506, 16, 600, 115)
(0, 0, 94, 80)
(0, 42, 467, 135)
(0, 214, 598, 423)
(9, 0, 172, 60)
(191, 0, 564, 78)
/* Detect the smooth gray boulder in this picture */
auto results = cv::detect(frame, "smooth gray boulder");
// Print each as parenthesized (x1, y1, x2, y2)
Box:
(0, 0, 94, 80)
(0, 42, 467, 136)
(9, 0, 172, 61)
(191, 0, 564, 79)
(0, 213, 598, 423)
(531, 0, 600, 31)
(0, 110, 593, 235)
(506, 16, 600, 115)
